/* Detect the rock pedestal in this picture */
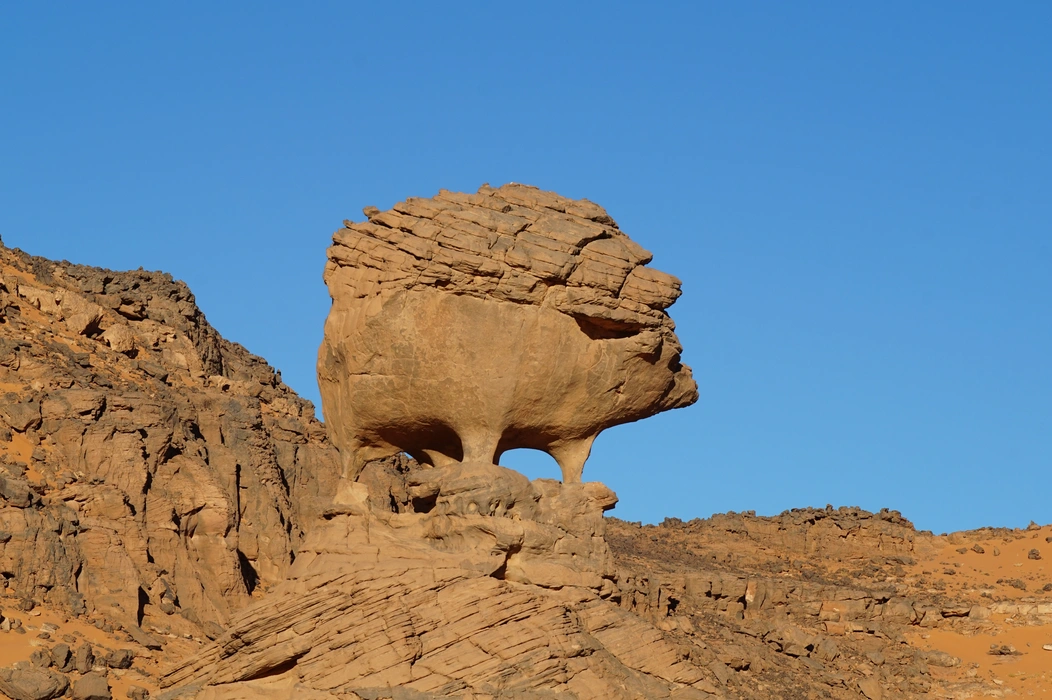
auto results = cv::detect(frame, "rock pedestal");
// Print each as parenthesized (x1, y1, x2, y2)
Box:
(161, 463, 722, 699)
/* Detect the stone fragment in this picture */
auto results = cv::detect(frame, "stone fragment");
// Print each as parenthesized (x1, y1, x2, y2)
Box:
(50, 644, 72, 672)
(29, 650, 51, 668)
(100, 324, 136, 354)
(74, 643, 94, 675)
(71, 672, 111, 700)
(858, 676, 882, 700)
(924, 650, 960, 667)
(124, 626, 162, 650)
(0, 394, 41, 432)
(104, 649, 134, 670)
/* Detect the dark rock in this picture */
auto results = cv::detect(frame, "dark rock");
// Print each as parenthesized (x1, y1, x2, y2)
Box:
(29, 650, 51, 668)
(72, 672, 110, 700)
(988, 644, 1021, 656)
(124, 626, 161, 651)
(50, 644, 72, 673)
(0, 667, 70, 700)
(104, 649, 133, 670)
(74, 643, 94, 674)
(0, 395, 42, 432)
(0, 476, 33, 508)
(1029, 548, 1042, 561)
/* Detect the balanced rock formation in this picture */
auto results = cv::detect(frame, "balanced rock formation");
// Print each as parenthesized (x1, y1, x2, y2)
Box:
(318, 184, 697, 482)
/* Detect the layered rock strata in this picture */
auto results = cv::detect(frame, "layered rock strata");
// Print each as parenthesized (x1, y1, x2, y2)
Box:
(318, 184, 698, 482)
(0, 241, 340, 636)
(162, 463, 724, 699)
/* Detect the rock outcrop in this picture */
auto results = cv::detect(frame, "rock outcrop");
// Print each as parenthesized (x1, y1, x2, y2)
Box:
(0, 242, 340, 636)
(1, 221, 1041, 700)
(163, 462, 726, 699)
(318, 184, 697, 482)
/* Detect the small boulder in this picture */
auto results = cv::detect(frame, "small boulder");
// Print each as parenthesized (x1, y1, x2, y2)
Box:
(0, 667, 70, 700)
(28, 650, 51, 668)
(127, 686, 149, 700)
(104, 649, 134, 670)
(74, 643, 94, 674)
(72, 672, 110, 700)
(50, 644, 72, 673)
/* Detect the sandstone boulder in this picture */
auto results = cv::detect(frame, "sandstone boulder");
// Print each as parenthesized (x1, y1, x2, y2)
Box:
(0, 667, 69, 700)
(319, 184, 697, 482)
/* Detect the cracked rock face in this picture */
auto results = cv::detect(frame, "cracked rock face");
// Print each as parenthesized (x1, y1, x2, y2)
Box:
(162, 463, 725, 699)
(0, 242, 340, 635)
(319, 184, 698, 482)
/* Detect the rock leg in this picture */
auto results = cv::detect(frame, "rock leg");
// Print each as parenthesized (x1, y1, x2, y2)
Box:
(549, 434, 596, 484)
(458, 429, 501, 465)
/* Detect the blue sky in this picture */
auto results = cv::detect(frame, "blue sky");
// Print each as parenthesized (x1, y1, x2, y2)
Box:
(3, 3, 1049, 533)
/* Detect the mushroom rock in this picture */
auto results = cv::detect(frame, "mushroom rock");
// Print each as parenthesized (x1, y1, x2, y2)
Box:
(318, 184, 698, 482)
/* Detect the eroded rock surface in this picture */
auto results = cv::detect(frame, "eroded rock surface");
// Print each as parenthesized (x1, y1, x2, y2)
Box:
(162, 463, 725, 699)
(318, 184, 697, 482)
(0, 236, 1041, 700)
(0, 242, 340, 637)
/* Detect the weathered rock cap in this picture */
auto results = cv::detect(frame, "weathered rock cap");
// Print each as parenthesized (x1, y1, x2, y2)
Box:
(325, 183, 686, 333)
(320, 184, 698, 482)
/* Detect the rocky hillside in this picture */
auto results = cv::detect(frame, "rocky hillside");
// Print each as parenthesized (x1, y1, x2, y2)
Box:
(0, 236, 1048, 700)
(0, 238, 340, 640)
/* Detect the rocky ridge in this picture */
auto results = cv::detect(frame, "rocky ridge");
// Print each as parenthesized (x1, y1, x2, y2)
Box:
(0, 207, 1047, 699)
(0, 240, 340, 653)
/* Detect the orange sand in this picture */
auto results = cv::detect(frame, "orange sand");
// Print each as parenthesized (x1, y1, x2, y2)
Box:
(0, 596, 159, 699)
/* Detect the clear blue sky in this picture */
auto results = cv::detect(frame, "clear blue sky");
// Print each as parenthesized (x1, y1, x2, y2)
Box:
(3, 3, 1049, 534)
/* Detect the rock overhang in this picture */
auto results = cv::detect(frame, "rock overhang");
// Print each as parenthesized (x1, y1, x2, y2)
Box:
(318, 183, 698, 483)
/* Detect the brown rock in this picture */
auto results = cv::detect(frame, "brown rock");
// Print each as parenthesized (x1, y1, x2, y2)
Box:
(0, 667, 69, 700)
(74, 643, 94, 674)
(50, 644, 72, 672)
(858, 676, 882, 700)
(0, 394, 41, 432)
(319, 184, 697, 482)
(127, 686, 149, 700)
(0, 243, 341, 633)
(71, 672, 110, 700)
(29, 650, 51, 668)
(161, 464, 718, 698)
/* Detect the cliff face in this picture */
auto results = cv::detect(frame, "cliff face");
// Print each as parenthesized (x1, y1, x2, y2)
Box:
(0, 240, 340, 636)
